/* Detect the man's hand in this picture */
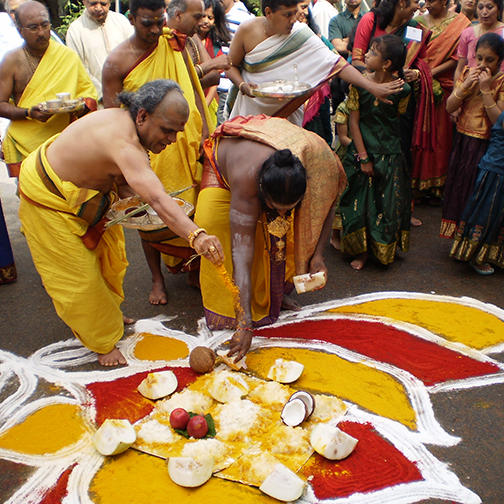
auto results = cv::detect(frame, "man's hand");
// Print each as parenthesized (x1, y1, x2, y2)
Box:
(308, 255, 328, 286)
(29, 105, 54, 122)
(208, 54, 232, 73)
(193, 233, 224, 265)
(360, 160, 374, 176)
(227, 327, 253, 362)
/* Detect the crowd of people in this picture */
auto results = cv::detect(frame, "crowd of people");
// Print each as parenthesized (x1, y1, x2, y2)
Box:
(0, 0, 503, 366)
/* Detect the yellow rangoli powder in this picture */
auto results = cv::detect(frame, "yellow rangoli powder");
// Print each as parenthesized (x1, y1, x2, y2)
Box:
(330, 299, 504, 349)
(89, 450, 275, 503)
(0, 403, 86, 455)
(134, 333, 189, 361)
(246, 347, 416, 429)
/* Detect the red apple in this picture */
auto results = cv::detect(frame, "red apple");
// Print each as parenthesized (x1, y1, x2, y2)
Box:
(186, 415, 208, 438)
(170, 408, 190, 430)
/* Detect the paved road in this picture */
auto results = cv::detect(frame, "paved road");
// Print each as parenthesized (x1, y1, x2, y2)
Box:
(1, 167, 503, 503)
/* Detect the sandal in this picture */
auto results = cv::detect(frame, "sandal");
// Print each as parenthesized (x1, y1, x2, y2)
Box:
(470, 262, 495, 275)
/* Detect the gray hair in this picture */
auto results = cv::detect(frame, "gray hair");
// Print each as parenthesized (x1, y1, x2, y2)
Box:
(117, 79, 184, 120)
(166, 0, 187, 18)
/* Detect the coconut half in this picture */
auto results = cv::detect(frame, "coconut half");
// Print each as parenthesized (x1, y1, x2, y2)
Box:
(137, 370, 178, 400)
(259, 463, 306, 502)
(289, 390, 315, 419)
(309, 423, 358, 460)
(93, 418, 136, 456)
(208, 370, 249, 403)
(167, 456, 214, 487)
(281, 398, 307, 427)
(267, 358, 304, 383)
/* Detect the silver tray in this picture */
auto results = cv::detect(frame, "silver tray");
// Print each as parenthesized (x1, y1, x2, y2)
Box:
(106, 196, 194, 231)
(38, 98, 85, 114)
(250, 80, 312, 99)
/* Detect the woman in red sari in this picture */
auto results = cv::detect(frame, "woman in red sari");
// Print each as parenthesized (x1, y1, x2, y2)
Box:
(411, 0, 470, 200)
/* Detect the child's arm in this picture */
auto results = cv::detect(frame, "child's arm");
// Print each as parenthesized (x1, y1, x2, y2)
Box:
(336, 122, 352, 147)
(349, 109, 373, 176)
(479, 68, 504, 125)
(446, 67, 479, 113)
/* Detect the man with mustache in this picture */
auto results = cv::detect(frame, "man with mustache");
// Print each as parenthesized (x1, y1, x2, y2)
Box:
(103, 0, 229, 306)
(0, 1, 97, 178)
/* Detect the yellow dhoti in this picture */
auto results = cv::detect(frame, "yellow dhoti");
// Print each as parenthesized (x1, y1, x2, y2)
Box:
(196, 115, 346, 329)
(18, 137, 128, 354)
(2, 40, 97, 177)
(123, 28, 213, 271)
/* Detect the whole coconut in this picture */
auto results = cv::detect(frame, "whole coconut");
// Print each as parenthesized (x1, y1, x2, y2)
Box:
(189, 346, 216, 374)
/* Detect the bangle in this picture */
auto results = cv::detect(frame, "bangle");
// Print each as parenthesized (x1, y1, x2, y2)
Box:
(359, 157, 370, 164)
(484, 102, 497, 110)
(24, 107, 32, 119)
(195, 64, 203, 78)
(239, 81, 247, 93)
(454, 89, 466, 100)
(187, 227, 207, 248)
(354, 151, 368, 161)
(481, 89, 492, 95)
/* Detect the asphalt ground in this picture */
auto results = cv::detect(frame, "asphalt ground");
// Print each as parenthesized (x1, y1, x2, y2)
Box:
(1, 167, 503, 503)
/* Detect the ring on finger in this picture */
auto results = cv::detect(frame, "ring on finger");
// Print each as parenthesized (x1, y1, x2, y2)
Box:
(209, 245, 216, 253)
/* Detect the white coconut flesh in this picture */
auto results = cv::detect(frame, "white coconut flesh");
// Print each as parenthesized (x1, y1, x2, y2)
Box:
(208, 371, 249, 403)
(281, 398, 308, 427)
(259, 463, 306, 502)
(289, 390, 315, 419)
(167, 456, 214, 487)
(309, 423, 358, 460)
(267, 358, 304, 384)
(137, 370, 178, 400)
(93, 418, 136, 456)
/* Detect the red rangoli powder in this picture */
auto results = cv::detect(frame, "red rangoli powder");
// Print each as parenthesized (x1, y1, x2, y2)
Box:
(302, 421, 423, 499)
(86, 366, 199, 426)
(39, 463, 76, 504)
(255, 319, 500, 385)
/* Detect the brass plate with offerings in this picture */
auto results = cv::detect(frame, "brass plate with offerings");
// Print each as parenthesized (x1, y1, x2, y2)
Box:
(38, 96, 85, 114)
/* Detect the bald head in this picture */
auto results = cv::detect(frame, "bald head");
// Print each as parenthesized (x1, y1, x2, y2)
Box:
(15, 1, 49, 26)
(15, 1, 51, 52)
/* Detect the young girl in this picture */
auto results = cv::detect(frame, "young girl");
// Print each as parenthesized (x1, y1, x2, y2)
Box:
(339, 34, 411, 270)
(441, 33, 504, 238)
(450, 108, 504, 274)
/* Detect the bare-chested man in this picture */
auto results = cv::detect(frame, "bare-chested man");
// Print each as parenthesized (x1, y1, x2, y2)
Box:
(0, 1, 97, 177)
(103, 0, 230, 306)
(226, 0, 403, 123)
(18, 80, 224, 366)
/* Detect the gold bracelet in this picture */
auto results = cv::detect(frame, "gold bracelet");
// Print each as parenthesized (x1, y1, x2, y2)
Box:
(481, 89, 492, 95)
(484, 102, 497, 110)
(195, 64, 203, 79)
(187, 227, 207, 248)
(239, 81, 247, 93)
(454, 90, 466, 100)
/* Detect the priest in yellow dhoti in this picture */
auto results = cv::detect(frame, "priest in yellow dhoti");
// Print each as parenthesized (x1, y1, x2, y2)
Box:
(0, 2, 97, 178)
(195, 115, 347, 360)
(18, 80, 224, 366)
(102, 0, 213, 305)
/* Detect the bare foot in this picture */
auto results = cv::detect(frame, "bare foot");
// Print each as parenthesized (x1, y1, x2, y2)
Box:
(282, 294, 302, 311)
(411, 216, 423, 227)
(149, 280, 168, 305)
(123, 315, 135, 325)
(187, 269, 200, 289)
(350, 252, 368, 270)
(97, 347, 127, 366)
(330, 230, 341, 251)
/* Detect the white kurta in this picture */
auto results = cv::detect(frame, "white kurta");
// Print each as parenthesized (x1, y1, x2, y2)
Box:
(66, 9, 133, 98)
(229, 23, 339, 125)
